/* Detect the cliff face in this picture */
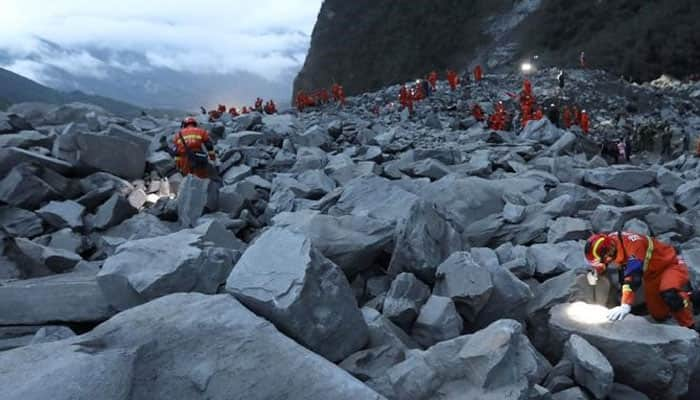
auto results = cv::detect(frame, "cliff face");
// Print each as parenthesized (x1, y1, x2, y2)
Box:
(294, 0, 700, 97)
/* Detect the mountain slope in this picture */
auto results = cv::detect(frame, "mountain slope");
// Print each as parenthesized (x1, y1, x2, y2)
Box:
(294, 0, 700, 97)
(0, 67, 161, 117)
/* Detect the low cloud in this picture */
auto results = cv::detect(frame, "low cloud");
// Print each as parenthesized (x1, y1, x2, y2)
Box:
(0, 0, 322, 83)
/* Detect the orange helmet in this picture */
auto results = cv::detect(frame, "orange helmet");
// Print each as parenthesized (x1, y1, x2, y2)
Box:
(584, 233, 615, 265)
(182, 117, 197, 127)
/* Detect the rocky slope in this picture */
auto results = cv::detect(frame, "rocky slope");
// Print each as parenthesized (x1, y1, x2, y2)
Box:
(1, 68, 700, 399)
(294, 0, 700, 96)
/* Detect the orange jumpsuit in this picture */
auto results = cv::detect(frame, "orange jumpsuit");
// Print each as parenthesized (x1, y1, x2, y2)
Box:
(563, 106, 572, 128)
(428, 71, 438, 90)
(447, 70, 458, 91)
(609, 231, 694, 327)
(173, 127, 215, 179)
(472, 104, 485, 122)
(474, 65, 483, 82)
(580, 112, 590, 133)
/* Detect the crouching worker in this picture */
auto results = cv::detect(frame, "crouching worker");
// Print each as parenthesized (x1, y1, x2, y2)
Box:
(585, 231, 698, 329)
(160, 117, 216, 179)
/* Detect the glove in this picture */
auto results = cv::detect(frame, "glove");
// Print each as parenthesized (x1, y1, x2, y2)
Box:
(607, 304, 631, 321)
(586, 271, 599, 286)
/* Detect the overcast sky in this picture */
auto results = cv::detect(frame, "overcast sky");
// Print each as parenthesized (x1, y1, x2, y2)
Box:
(0, 0, 323, 84)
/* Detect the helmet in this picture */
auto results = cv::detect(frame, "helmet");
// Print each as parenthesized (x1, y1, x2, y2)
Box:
(182, 117, 197, 127)
(584, 234, 614, 265)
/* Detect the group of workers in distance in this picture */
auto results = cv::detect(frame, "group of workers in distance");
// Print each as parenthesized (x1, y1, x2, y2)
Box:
(204, 98, 278, 122)
(296, 83, 346, 111)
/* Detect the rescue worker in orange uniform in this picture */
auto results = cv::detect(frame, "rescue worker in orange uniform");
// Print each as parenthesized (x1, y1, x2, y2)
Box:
(585, 232, 697, 329)
(331, 83, 346, 106)
(254, 98, 263, 113)
(163, 117, 216, 179)
(563, 106, 572, 128)
(474, 65, 483, 82)
(264, 100, 277, 115)
(534, 107, 543, 120)
(428, 71, 438, 91)
(580, 110, 590, 134)
(447, 69, 459, 91)
(217, 104, 226, 114)
(399, 85, 413, 114)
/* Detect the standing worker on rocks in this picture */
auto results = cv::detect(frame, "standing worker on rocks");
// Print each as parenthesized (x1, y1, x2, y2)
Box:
(585, 232, 699, 330)
(161, 117, 216, 179)
(474, 65, 483, 82)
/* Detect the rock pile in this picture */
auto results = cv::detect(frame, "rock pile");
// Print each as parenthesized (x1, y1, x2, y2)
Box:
(1, 69, 700, 399)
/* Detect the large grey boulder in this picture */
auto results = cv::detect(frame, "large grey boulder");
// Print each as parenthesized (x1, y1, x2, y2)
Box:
(36, 200, 85, 230)
(382, 272, 431, 331)
(0, 112, 32, 133)
(9, 237, 82, 277)
(0, 206, 43, 237)
(548, 217, 592, 243)
(563, 334, 614, 400)
(98, 221, 239, 311)
(0, 271, 116, 325)
(329, 176, 419, 224)
(520, 118, 564, 145)
(527, 241, 586, 277)
(433, 251, 493, 325)
(675, 180, 700, 211)
(411, 295, 463, 347)
(291, 125, 332, 148)
(387, 200, 462, 283)
(362, 307, 420, 351)
(226, 227, 368, 362)
(0, 293, 385, 400)
(583, 167, 656, 192)
(273, 210, 393, 277)
(92, 194, 138, 230)
(0, 147, 73, 177)
(73, 132, 146, 179)
(470, 248, 533, 329)
(0, 163, 62, 209)
(340, 345, 406, 383)
(373, 319, 550, 400)
(549, 302, 700, 399)
(0, 130, 52, 149)
(590, 204, 660, 232)
(177, 175, 218, 227)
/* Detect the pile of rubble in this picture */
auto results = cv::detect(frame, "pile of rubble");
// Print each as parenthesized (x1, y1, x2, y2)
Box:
(1, 69, 700, 400)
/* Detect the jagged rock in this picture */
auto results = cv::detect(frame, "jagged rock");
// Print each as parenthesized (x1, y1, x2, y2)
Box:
(222, 164, 252, 185)
(433, 251, 493, 325)
(552, 387, 590, 400)
(0, 256, 21, 280)
(548, 302, 700, 399)
(504, 202, 527, 223)
(0, 112, 32, 133)
(217, 185, 245, 216)
(675, 179, 700, 211)
(103, 213, 174, 241)
(262, 113, 298, 137)
(520, 118, 564, 145)
(0, 293, 385, 400)
(329, 176, 419, 224)
(98, 221, 240, 311)
(36, 200, 85, 230)
(340, 345, 405, 382)
(291, 125, 332, 148)
(177, 176, 218, 227)
(362, 307, 420, 351)
(0, 271, 115, 324)
(373, 319, 550, 400)
(231, 112, 263, 132)
(0, 206, 43, 237)
(29, 326, 76, 345)
(543, 359, 575, 393)
(623, 218, 650, 235)
(608, 383, 650, 400)
(0, 130, 52, 149)
(548, 217, 592, 243)
(225, 227, 368, 362)
(387, 200, 462, 283)
(41, 228, 88, 254)
(470, 247, 533, 329)
(546, 183, 601, 211)
(272, 210, 393, 277)
(583, 167, 656, 192)
(382, 272, 431, 331)
(80, 172, 133, 195)
(73, 132, 146, 179)
(527, 241, 586, 277)
(407, 158, 451, 180)
(563, 334, 614, 400)
(296, 169, 336, 197)
(0, 163, 62, 209)
(657, 167, 684, 195)
(590, 204, 660, 232)
(93, 194, 138, 230)
(9, 237, 81, 277)
(425, 112, 443, 130)
(411, 295, 463, 347)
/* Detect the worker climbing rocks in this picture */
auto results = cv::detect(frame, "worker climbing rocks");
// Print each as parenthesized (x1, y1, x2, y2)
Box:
(474, 65, 483, 82)
(254, 98, 264, 113)
(447, 69, 459, 91)
(228, 107, 239, 117)
(217, 104, 226, 114)
(399, 85, 413, 114)
(264, 100, 277, 115)
(563, 106, 572, 129)
(161, 117, 216, 179)
(585, 232, 698, 329)
(472, 104, 485, 122)
(489, 101, 507, 131)
(428, 71, 438, 91)
(332, 84, 346, 106)
(580, 110, 590, 134)
(242, 106, 250, 114)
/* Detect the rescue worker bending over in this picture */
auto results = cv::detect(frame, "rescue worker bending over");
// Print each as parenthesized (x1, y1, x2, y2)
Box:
(162, 117, 216, 179)
(585, 231, 697, 329)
